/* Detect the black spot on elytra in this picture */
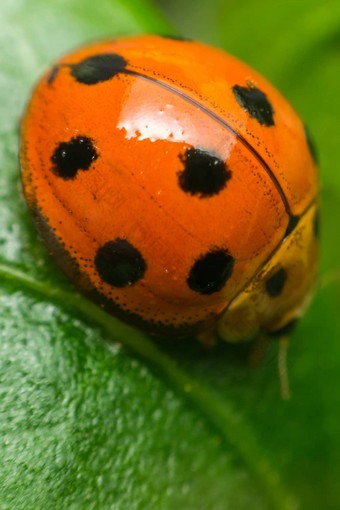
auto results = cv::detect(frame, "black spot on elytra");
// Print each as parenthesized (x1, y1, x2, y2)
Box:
(313, 209, 320, 237)
(71, 53, 127, 85)
(267, 318, 298, 337)
(178, 148, 231, 198)
(265, 267, 287, 297)
(51, 136, 98, 180)
(187, 249, 235, 295)
(95, 238, 146, 287)
(47, 66, 59, 84)
(232, 84, 275, 126)
(159, 34, 193, 41)
(304, 124, 318, 164)
(284, 215, 300, 238)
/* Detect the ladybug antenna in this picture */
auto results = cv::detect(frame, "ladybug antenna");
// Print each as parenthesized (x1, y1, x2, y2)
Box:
(278, 336, 290, 400)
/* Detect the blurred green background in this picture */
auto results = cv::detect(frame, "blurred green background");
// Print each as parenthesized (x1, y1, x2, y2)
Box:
(0, 0, 339, 509)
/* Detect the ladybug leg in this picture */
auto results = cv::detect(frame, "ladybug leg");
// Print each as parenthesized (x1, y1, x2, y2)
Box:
(248, 332, 291, 399)
(278, 336, 290, 400)
(197, 329, 217, 350)
(247, 333, 270, 367)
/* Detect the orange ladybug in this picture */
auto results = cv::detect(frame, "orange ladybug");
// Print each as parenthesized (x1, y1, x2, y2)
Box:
(20, 35, 318, 343)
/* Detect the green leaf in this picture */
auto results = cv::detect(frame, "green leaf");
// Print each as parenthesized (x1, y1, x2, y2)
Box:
(1, 1, 339, 509)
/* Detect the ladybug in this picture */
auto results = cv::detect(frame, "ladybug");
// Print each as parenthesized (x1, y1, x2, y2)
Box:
(20, 35, 318, 344)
